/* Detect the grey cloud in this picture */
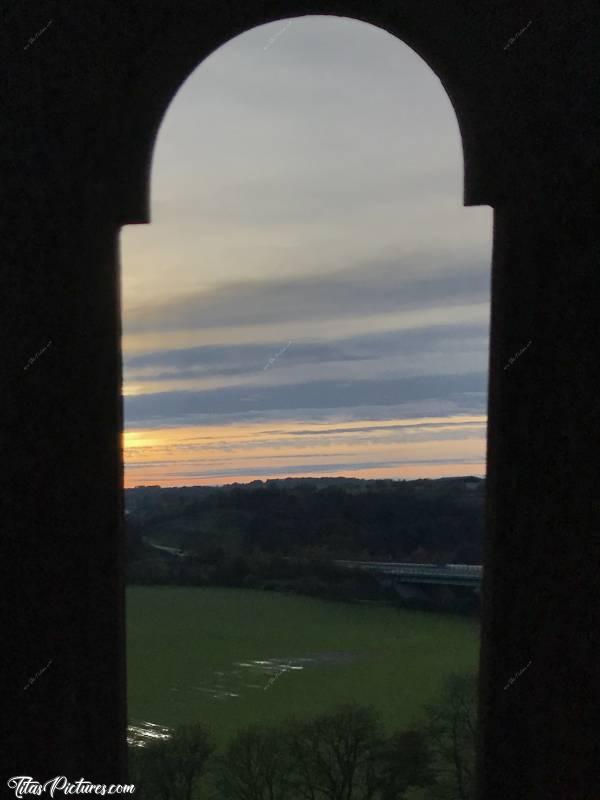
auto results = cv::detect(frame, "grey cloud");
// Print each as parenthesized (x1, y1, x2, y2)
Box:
(340, 321, 488, 357)
(197, 15, 460, 147)
(168, 166, 462, 228)
(124, 340, 370, 377)
(125, 396, 486, 430)
(282, 419, 486, 437)
(124, 255, 489, 335)
(123, 321, 489, 386)
(124, 371, 486, 424)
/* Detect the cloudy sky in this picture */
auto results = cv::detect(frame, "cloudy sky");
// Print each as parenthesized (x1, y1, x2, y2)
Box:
(120, 15, 492, 488)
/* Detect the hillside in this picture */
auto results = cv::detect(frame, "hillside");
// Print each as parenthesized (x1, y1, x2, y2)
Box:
(126, 476, 485, 564)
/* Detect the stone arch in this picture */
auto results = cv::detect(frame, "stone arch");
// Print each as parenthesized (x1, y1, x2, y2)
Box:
(138, 13, 477, 212)
(112, 3, 502, 226)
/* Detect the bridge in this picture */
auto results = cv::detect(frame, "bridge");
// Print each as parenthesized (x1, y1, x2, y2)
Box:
(334, 560, 483, 589)
(142, 541, 483, 592)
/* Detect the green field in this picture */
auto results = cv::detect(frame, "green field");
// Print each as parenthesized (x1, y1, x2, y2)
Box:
(126, 586, 479, 747)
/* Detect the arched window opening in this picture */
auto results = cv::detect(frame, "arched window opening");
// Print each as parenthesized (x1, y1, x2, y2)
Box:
(120, 15, 492, 798)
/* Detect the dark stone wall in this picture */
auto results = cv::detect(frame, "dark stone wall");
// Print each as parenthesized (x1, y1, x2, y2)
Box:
(2, 0, 599, 797)
(480, 194, 600, 799)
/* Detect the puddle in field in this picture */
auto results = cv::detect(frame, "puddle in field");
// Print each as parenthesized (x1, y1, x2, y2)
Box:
(174, 652, 357, 702)
(127, 719, 174, 748)
(234, 652, 355, 674)
(127, 652, 356, 745)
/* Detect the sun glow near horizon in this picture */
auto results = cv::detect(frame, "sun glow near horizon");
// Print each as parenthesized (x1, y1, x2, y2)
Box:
(123, 414, 487, 487)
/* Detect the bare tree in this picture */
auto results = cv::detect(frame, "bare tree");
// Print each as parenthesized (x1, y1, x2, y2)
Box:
(134, 723, 215, 800)
(214, 723, 293, 800)
(375, 729, 436, 800)
(421, 673, 478, 800)
(285, 704, 382, 800)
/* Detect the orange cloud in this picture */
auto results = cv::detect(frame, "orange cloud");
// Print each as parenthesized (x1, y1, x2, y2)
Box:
(123, 414, 486, 487)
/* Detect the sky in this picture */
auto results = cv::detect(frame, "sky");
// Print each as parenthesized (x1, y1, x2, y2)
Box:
(120, 15, 493, 488)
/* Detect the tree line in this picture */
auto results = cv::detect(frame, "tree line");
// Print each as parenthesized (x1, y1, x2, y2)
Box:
(129, 672, 478, 800)
(126, 478, 484, 565)
(126, 541, 479, 615)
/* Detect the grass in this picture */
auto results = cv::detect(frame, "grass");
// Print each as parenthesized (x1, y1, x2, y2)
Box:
(126, 586, 479, 748)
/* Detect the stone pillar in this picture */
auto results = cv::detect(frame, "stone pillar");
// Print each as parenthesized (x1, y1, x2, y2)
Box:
(3, 179, 127, 782)
(478, 193, 600, 800)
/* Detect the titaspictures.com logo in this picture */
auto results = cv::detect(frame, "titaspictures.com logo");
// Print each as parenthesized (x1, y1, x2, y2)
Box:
(7, 777, 136, 797)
